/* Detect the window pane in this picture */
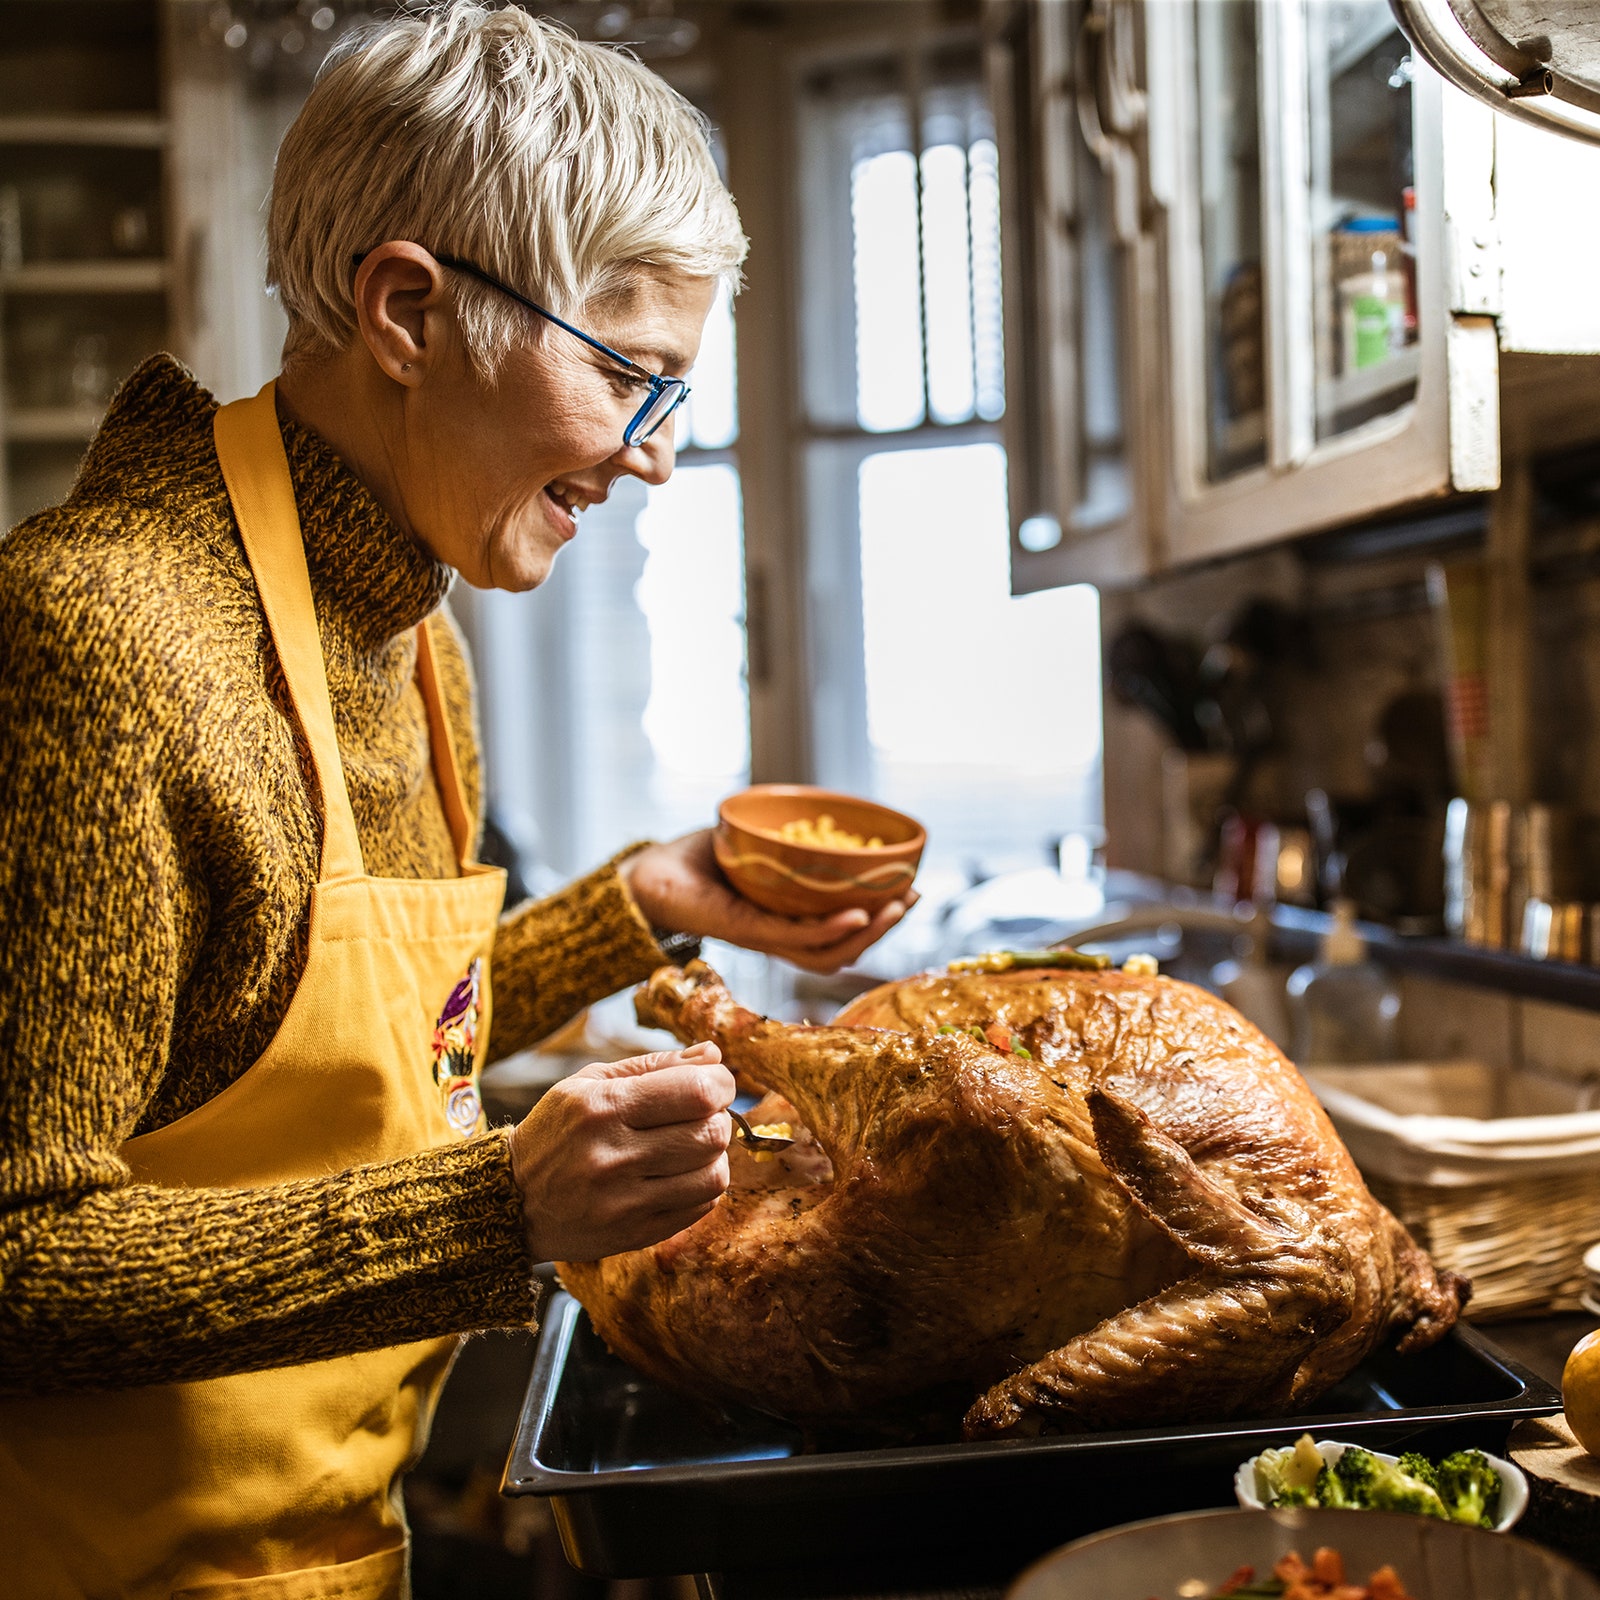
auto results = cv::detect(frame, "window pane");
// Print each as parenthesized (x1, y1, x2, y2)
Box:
(676, 280, 738, 451)
(857, 443, 1102, 874)
(1073, 120, 1130, 524)
(968, 135, 1005, 422)
(920, 140, 976, 424)
(852, 146, 926, 431)
(635, 464, 751, 828)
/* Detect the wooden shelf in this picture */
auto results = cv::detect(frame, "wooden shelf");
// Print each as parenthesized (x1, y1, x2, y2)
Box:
(0, 114, 165, 148)
(5, 406, 102, 444)
(1315, 343, 1422, 425)
(0, 259, 167, 294)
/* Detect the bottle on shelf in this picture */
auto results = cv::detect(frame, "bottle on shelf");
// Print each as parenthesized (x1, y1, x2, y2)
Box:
(1286, 898, 1400, 1066)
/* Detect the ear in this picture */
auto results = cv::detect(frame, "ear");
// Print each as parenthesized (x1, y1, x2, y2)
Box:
(351, 242, 453, 387)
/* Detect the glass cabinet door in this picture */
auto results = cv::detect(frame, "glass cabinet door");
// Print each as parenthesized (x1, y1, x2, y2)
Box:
(1192, 0, 1266, 482)
(1306, 2, 1419, 443)
(990, 0, 1152, 583)
(1054, 0, 1137, 534)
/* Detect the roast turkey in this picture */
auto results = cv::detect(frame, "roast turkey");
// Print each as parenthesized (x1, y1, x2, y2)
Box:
(557, 959, 1467, 1439)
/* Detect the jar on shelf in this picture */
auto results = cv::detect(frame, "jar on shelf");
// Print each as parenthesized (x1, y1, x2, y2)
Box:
(1334, 216, 1406, 375)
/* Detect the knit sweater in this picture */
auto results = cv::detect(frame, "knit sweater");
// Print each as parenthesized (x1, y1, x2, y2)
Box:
(0, 355, 668, 1396)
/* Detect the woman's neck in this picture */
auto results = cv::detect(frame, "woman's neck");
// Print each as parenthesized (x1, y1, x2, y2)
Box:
(275, 349, 418, 550)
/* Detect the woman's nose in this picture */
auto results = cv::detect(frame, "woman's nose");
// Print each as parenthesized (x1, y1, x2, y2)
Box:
(613, 424, 676, 487)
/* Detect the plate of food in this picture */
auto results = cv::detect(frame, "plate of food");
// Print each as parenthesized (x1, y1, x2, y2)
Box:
(1006, 1507, 1600, 1600)
(1235, 1434, 1528, 1530)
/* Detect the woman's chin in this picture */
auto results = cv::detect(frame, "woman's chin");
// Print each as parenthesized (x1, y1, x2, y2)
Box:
(471, 536, 562, 593)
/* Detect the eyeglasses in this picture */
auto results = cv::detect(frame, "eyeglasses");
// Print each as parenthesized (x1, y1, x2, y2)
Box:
(352, 249, 690, 448)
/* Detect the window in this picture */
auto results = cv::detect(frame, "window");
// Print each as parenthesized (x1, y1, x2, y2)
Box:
(797, 40, 1103, 883)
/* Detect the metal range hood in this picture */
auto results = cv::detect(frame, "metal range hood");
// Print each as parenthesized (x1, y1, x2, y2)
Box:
(1391, 0, 1600, 144)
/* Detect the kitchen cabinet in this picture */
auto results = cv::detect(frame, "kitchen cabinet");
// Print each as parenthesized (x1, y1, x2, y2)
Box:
(0, 3, 175, 529)
(993, 0, 1600, 590)
(1153, 0, 1489, 568)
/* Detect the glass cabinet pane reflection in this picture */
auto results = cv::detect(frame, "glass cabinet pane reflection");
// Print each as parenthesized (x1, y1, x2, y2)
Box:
(1194, 0, 1266, 482)
(1068, 60, 1130, 529)
(1308, 2, 1418, 443)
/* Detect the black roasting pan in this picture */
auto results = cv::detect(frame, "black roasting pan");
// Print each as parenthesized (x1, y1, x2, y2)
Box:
(501, 1289, 1563, 1581)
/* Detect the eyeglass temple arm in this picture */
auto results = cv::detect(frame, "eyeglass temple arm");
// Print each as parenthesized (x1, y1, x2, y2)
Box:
(429, 252, 667, 385)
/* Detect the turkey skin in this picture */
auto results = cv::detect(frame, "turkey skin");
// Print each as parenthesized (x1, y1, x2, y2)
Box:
(557, 960, 1467, 1439)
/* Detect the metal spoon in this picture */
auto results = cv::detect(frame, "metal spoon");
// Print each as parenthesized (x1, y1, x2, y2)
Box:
(728, 1107, 794, 1153)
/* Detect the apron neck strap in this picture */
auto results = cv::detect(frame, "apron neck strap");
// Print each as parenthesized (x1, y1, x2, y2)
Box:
(414, 617, 476, 866)
(214, 382, 366, 881)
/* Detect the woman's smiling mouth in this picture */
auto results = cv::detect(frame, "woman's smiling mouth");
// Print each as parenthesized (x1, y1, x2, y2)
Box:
(542, 482, 593, 539)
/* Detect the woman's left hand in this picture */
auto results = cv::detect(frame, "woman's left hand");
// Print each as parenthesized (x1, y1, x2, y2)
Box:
(621, 830, 915, 975)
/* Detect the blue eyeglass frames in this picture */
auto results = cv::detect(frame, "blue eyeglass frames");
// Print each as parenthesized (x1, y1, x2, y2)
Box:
(350, 249, 690, 448)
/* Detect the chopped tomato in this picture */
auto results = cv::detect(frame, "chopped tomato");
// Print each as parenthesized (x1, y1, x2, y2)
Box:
(1231, 1549, 1416, 1600)
(1367, 1566, 1415, 1600)
(982, 1021, 1012, 1051)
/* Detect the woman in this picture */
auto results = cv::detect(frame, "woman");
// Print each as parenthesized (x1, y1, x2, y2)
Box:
(0, 8, 907, 1596)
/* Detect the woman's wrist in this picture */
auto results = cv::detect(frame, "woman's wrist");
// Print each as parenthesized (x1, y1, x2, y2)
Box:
(650, 927, 703, 966)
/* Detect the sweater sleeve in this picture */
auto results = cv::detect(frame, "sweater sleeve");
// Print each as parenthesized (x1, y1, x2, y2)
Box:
(485, 848, 670, 1062)
(0, 562, 539, 1397)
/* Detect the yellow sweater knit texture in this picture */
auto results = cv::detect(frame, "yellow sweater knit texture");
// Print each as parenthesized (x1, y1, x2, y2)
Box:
(0, 355, 667, 1395)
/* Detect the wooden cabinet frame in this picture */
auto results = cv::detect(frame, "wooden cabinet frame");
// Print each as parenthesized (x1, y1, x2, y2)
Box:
(989, 0, 1164, 591)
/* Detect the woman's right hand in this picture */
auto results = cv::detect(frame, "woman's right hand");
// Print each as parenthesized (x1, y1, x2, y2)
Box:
(508, 1041, 735, 1264)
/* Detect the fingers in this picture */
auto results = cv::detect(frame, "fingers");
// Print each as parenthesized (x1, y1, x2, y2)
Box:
(765, 896, 915, 974)
(586, 1040, 722, 1079)
(768, 908, 874, 947)
(618, 1112, 734, 1178)
(609, 1059, 735, 1133)
(639, 1152, 732, 1208)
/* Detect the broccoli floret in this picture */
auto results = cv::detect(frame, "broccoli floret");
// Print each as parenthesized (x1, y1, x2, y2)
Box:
(1314, 1462, 1354, 1509)
(1436, 1449, 1502, 1528)
(1396, 1451, 1441, 1492)
(1271, 1481, 1316, 1508)
(1334, 1445, 1451, 1519)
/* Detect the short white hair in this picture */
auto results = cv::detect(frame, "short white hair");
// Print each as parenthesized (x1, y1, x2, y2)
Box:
(267, 2, 747, 372)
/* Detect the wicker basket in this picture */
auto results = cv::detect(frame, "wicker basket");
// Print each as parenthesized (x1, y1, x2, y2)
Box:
(1308, 1061, 1600, 1320)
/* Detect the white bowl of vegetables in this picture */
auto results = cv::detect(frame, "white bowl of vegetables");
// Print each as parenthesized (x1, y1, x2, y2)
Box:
(1235, 1434, 1528, 1532)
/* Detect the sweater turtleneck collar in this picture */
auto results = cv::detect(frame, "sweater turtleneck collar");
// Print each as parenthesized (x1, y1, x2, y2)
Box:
(278, 409, 453, 659)
(79, 355, 454, 658)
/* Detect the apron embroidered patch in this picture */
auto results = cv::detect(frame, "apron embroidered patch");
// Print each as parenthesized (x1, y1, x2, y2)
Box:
(431, 957, 484, 1135)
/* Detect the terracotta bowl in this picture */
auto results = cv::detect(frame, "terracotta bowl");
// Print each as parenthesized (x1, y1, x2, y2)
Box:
(713, 784, 925, 919)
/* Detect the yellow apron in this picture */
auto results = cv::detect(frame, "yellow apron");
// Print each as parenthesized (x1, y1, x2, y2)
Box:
(0, 383, 508, 1600)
